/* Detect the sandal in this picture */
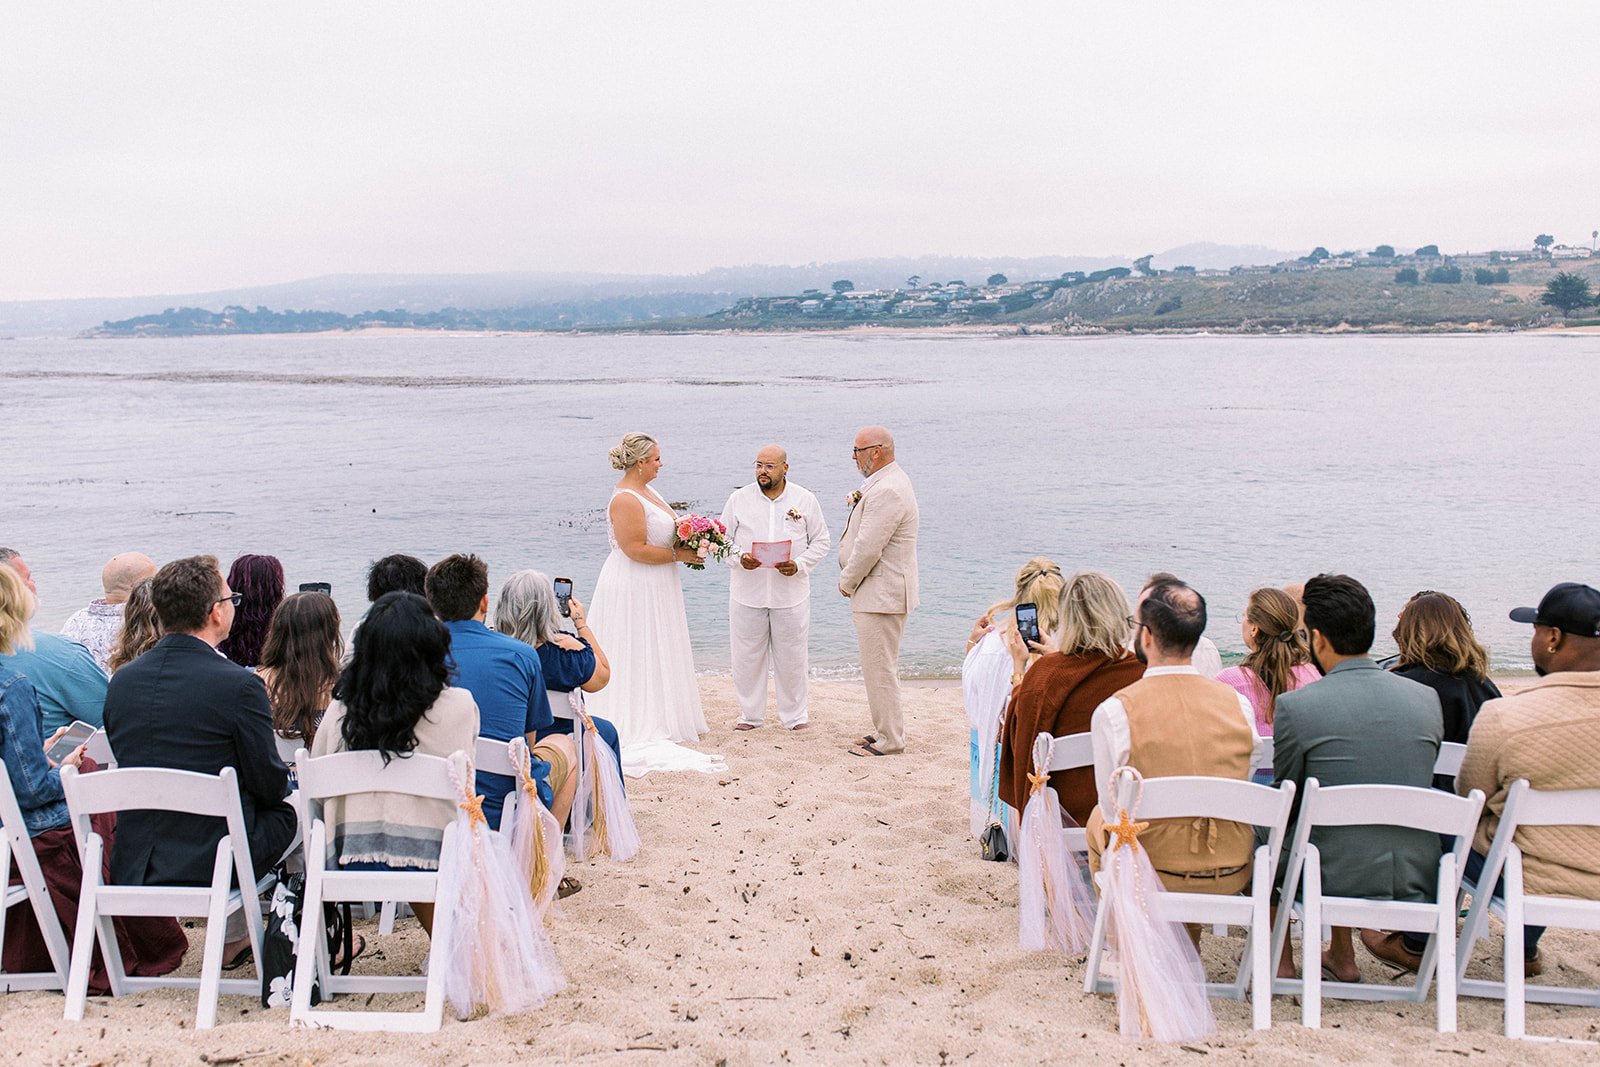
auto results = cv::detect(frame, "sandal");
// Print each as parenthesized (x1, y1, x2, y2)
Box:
(848, 743, 887, 757)
(1321, 964, 1361, 984)
(557, 876, 583, 899)
(333, 934, 368, 970)
(733, 722, 758, 731)
(221, 944, 253, 972)
(855, 735, 877, 747)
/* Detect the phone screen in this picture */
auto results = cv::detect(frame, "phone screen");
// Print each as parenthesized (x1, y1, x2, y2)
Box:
(47, 721, 95, 764)
(299, 582, 332, 595)
(554, 577, 574, 617)
(1015, 603, 1040, 646)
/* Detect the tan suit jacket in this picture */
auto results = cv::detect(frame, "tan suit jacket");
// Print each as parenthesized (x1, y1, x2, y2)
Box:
(838, 461, 919, 615)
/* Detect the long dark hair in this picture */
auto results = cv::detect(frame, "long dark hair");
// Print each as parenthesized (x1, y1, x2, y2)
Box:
(259, 592, 343, 744)
(333, 591, 450, 762)
(218, 553, 285, 667)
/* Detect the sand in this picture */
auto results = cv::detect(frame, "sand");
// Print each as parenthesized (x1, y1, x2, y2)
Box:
(5, 678, 1598, 1065)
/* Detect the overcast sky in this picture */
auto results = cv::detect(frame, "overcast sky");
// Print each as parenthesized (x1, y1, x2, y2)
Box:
(3, 2, 1596, 300)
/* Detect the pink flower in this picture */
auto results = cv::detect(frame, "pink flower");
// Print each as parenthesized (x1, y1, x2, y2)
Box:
(677, 520, 693, 539)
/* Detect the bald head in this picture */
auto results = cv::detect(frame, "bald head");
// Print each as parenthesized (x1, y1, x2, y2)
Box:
(103, 552, 157, 604)
(852, 425, 896, 476)
(754, 443, 789, 493)
(757, 444, 787, 466)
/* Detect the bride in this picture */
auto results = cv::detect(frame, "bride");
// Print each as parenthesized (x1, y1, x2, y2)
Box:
(585, 432, 726, 776)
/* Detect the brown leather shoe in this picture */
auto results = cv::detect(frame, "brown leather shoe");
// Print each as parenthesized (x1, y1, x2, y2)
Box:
(1360, 929, 1423, 974)
(1525, 950, 1544, 978)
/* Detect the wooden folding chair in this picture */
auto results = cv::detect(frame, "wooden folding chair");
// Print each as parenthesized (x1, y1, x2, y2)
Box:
(0, 757, 72, 992)
(59, 764, 273, 1029)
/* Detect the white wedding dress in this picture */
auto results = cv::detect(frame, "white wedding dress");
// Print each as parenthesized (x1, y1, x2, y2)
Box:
(586, 488, 726, 777)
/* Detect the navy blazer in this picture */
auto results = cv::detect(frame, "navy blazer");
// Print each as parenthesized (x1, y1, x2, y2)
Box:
(102, 634, 295, 887)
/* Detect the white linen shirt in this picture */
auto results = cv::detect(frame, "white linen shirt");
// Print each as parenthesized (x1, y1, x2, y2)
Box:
(720, 481, 831, 610)
(1088, 665, 1262, 821)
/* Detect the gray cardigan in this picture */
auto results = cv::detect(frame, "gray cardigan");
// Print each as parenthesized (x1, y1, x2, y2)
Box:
(1273, 657, 1444, 901)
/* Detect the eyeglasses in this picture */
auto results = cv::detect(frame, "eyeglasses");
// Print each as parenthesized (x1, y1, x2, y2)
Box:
(851, 444, 883, 456)
(215, 593, 244, 607)
(754, 462, 782, 471)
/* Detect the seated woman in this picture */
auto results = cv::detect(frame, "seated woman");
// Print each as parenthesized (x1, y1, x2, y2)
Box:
(492, 570, 621, 774)
(258, 591, 343, 750)
(997, 571, 1144, 826)
(107, 577, 160, 673)
(217, 553, 284, 669)
(310, 591, 479, 937)
(0, 565, 187, 991)
(1390, 590, 1500, 753)
(1215, 586, 1319, 738)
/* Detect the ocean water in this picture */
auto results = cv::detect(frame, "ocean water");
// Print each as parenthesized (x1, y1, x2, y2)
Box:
(4, 331, 1597, 676)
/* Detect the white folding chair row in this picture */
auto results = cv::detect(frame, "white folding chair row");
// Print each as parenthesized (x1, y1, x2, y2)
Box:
(1456, 779, 1600, 1041)
(290, 746, 465, 1032)
(0, 756, 72, 992)
(1081, 772, 1298, 1031)
(1269, 779, 1486, 1033)
(58, 763, 274, 1030)
(1044, 731, 1094, 856)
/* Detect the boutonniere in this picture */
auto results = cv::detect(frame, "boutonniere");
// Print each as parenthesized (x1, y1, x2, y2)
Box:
(786, 507, 804, 522)
(847, 490, 863, 509)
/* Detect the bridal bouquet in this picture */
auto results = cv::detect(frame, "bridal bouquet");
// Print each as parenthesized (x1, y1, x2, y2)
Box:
(674, 514, 733, 570)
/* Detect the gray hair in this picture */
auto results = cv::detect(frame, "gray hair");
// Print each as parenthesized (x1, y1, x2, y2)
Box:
(493, 569, 562, 646)
(0, 548, 19, 565)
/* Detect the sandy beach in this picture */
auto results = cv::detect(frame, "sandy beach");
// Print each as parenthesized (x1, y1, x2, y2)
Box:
(5, 677, 1597, 1065)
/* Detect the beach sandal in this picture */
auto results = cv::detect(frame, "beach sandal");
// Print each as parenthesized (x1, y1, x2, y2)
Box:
(557, 876, 583, 899)
(855, 735, 877, 747)
(333, 934, 367, 970)
(221, 943, 253, 972)
(848, 743, 887, 757)
(789, 723, 810, 731)
(733, 722, 758, 731)
(1321, 964, 1361, 984)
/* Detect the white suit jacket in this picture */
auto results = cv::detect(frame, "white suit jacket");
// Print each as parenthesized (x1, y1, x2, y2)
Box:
(838, 461, 920, 615)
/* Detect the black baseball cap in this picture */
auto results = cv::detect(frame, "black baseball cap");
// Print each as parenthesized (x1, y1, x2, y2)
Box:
(1509, 582, 1600, 638)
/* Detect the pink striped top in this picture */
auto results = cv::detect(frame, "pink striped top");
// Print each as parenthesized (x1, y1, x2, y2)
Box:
(1214, 662, 1322, 737)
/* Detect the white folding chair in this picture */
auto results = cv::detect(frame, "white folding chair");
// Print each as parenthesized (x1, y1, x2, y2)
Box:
(1434, 742, 1467, 779)
(1082, 773, 1298, 1030)
(290, 747, 465, 1032)
(1270, 778, 1485, 1032)
(58, 764, 273, 1029)
(1044, 731, 1094, 857)
(1254, 737, 1276, 775)
(0, 758, 73, 991)
(83, 730, 115, 769)
(474, 736, 524, 837)
(1457, 779, 1600, 1040)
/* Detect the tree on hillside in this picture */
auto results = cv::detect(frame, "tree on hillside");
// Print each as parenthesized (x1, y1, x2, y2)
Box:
(1133, 255, 1155, 276)
(1395, 267, 1420, 285)
(1372, 244, 1396, 258)
(831, 279, 855, 293)
(1415, 244, 1440, 258)
(1541, 272, 1594, 314)
(1303, 246, 1331, 263)
(1475, 267, 1511, 285)
(1425, 265, 1463, 284)
(905, 274, 921, 289)
(986, 273, 1008, 286)
(1534, 234, 1555, 252)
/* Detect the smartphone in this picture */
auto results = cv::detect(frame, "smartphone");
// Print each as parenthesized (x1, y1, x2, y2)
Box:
(47, 720, 95, 765)
(299, 582, 332, 595)
(554, 577, 574, 618)
(1015, 602, 1041, 647)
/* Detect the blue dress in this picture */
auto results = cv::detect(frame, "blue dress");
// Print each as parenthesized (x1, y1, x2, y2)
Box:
(535, 640, 624, 777)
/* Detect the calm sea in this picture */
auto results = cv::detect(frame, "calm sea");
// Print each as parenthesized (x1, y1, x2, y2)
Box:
(5, 331, 1596, 677)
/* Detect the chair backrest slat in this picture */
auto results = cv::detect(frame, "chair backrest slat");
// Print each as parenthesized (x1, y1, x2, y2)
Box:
(1046, 732, 1094, 772)
(1512, 785, 1600, 829)
(1134, 775, 1296, 829)
(84, 729, 116, 766)
(60, 765, 238, 819)
(1301, 781, 1482, 837)
(474, 737, 519, 778)
(296, 749, 462, 805)
(1433, 741, 1467, 778)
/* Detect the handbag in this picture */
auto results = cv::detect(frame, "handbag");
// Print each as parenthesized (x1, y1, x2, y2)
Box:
(260, 865, 354, 1008)
(979, 732, 1010, 862)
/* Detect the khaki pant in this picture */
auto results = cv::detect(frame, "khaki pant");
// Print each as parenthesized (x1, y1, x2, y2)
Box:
(852, 610, 907, 753)
(1085, 806, 1254, 897)
(730, 600, 811, 727)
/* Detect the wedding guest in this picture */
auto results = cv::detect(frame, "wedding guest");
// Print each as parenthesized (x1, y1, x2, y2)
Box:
(1140, 572, 1223, 676)
(102, 554, 296, 969)
(839, 426, 920, 757)
(1215, 587, 1319, 737)
(493, 569, 622, 772)
(312, 590, 480, 937)
(425, 555, 576, 831)
(107, 578, 160, 673)
(998, 570, 1144, 824)
(368, 554, 428, 601)
(1390, 590, 1500, 749)
(965, 557, 1066, 666)
(257, 591, 343, 747)
(60, 552, 157, 671)
(1271, 573, 1443, 981)
(1086, 579, 1261, 908)
(0, 564, 187, 992)
(1453, 582, 1600, 977)
(720, 444, 831, 731)
(0, 550, 109, 733)
(217, 553, 284, 668)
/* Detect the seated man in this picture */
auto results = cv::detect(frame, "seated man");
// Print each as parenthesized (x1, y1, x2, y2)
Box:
(1273, 573, 1443, 980)
(1455, 581, 1600, 977)
(1087, 579, 1261, 910)
(102, 554, 296, 967)
(0, 547, 109, 732)
(61, 552, 157, 672)
(425, 555, 578, 834)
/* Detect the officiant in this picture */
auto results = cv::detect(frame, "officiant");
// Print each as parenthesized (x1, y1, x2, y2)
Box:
(720, 444, 832, 731)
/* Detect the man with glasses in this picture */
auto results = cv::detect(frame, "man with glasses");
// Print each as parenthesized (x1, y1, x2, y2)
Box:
(103, 554, 295, 970)
(839, 426, 920, 756)
(720, 444, 831, 731)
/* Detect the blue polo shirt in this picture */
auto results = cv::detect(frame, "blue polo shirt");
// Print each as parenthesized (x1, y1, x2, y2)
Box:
(443, 619, 554, 828)
(0, 631, 109, 734)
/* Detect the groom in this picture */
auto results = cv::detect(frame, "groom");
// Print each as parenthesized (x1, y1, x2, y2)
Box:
(838, 425, 920, 756)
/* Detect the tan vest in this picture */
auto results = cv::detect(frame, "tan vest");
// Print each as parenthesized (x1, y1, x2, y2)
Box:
(1119, 674, 1255, 875)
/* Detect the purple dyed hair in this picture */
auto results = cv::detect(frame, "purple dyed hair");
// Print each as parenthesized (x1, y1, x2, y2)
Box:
(218, 553, 285, 667)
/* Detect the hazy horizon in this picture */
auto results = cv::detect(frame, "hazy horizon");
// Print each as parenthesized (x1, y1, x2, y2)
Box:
(5, 2, 1597, 301)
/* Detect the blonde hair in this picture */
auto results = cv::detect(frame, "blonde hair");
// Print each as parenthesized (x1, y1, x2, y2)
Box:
(1394, 591, 1490, 680)
(1240, 586, 1311, 724)
(988, 557, 1066, 639)
(1055, 571, 1133, 658)
(0, 565, 35, 655)
(609, 432, 658, 471)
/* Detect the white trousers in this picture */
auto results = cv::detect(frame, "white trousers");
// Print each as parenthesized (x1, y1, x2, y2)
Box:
(730, 600, 811, 727)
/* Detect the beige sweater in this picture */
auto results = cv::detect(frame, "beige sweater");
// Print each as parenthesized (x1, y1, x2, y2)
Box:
(1457, 671, 1600, 899)
(310, 686, 479, 870)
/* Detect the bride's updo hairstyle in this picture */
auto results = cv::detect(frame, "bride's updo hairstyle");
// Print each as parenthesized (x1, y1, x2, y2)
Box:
(609, 432, 658, 471)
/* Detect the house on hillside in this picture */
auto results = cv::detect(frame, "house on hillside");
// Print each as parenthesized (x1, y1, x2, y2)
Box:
(1552, 245, 1593, 260)
(1314, 257, 1355, 269)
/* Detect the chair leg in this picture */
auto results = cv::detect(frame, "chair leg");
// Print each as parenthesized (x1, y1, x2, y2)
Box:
(63, 836, 104, 1021)
(196, 842, 233, 1031)
(1250, 861, 1272, 1030)
(291, 829, 327, 1026)
(1083, 873, 1111, 994)
(1504, 852, 1525, 1040)
(379, 899, 398, 936)
(1302, 850, 1322, 1030)
(1435, 854, 1457, 1034)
